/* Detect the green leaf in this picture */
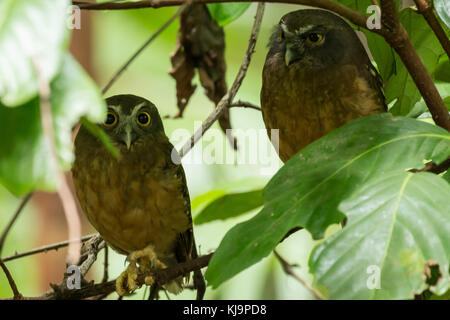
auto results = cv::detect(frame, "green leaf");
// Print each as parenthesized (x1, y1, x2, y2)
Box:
(205, 114, 450, 288)
(80, 117, 118, 159)
(206, 3, 251, 26)
(0, 0, 70, 106)
(406, 82, 450, 117)
(443, 170, 450, 183)
(194, 189, 263, 225)
(386, 9, 444, 116)
(0, 55, 105, 196)
(191, 178, 267, 213)
(309, 172, 450, 299)
(435, 0, 450, 29)
(434, 57, 450, 83)
(363, 31, 396, 83)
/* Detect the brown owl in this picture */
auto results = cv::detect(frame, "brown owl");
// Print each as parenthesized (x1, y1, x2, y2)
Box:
(261, 9, 387, 162)
(72, 94, 203, 297)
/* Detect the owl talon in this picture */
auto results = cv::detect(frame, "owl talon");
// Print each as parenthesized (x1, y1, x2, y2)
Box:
(145, 276, 155, 286)
(115, 245, 167, 296)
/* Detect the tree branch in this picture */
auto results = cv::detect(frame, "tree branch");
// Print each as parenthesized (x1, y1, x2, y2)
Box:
(0, 193, 32, 256)
(78, 235, 105, 277)
(73, 0, 377, 35)
(38, 253, 213, 300)
(379, 0, 450, 131)
(0, 234, 96, 263)
(178, 3, 265, 158)
(410, 156, 450, 174)
(413, 0, 450, 58)
(0, 260, 22, 299)
(273, 250, 324, 300)
(228, 100, 261, 111)
(102, 245, 109, 283)
(0, 224, 304, 300)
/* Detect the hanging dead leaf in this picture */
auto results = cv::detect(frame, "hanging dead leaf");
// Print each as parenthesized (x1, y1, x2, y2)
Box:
(169, 4, 236, 148)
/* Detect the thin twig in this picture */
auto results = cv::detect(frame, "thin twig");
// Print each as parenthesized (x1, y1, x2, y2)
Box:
(0, 234, 96, 263)
(409, 156, 450, 174)
(73, 0, 382, 36)
(34, 59, 82, 265)
(0, 193, 32, 256)
(413, 0, 450, 58)
(0, 260, 22, 299)
(178, 3, 265, 158)
(102, 4, 187, 94)
(273, 250, 324, 300)
(228, 100, 261, 112)
(79, 235, 105, 277)
(102, 245, 109, 283)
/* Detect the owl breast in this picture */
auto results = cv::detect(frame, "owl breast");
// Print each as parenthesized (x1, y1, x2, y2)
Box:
(72, 136, 190, 256)
(261, 52, 385, 162)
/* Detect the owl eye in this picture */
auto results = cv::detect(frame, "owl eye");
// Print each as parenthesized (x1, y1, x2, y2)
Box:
(103, 111, 117, 127)
(307, 33, 324, 44)
(137, 111, 151, 127)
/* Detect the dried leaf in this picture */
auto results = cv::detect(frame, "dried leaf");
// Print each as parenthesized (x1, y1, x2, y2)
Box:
(169, 4, 235, 146)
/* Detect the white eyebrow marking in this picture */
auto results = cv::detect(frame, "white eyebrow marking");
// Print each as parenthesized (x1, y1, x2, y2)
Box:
(109, 105, 120, 113)
(295, 24, 315, 35)
(280, 22, 294, 36)
(109, 105, 124, 118)
(131, 102, 146, 118)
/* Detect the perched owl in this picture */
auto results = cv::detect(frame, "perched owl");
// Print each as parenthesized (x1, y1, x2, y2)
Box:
(72, 94, 200, 297)
(261, 9, 386, 162)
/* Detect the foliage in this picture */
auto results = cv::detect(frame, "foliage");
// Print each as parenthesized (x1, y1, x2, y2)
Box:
(0, 0, 449, 300)
(206, 3, 251, 26)
(205, 115, 450, 292)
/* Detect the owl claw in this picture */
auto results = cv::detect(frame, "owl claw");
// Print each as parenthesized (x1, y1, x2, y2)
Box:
(115, 245, 167, 296)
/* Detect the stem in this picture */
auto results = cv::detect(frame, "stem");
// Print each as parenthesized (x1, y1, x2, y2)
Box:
(0, 193, 32, 256)
(413, 0, 450, 58)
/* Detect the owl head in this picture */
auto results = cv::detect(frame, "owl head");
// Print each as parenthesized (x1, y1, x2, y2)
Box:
(100, 94, 166, 150)
(268, 9, 369, 69)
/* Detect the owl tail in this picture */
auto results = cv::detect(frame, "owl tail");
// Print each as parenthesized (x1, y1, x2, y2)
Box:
(163, 277, 184, 294)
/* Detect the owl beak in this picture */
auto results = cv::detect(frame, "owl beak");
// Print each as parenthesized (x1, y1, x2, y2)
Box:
(123, 125, 133, 150)
(285, 44, 304, 66)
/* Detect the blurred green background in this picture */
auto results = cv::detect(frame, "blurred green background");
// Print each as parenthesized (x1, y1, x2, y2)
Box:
(0, 3, 325, 299)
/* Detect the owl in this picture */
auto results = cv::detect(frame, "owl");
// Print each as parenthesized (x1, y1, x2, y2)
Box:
(261, 9, 387, 162)
(72, 94, 200, 297)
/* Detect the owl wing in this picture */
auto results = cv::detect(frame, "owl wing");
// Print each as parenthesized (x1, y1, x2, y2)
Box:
(174, 163, 195, 264)
(161, 140, 194, 264)
(364, 60, 388, 112)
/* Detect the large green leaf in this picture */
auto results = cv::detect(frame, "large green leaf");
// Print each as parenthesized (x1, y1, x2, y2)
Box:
(0, 0, 70, 106)
(435, 0, 450, 29)
(386, 9, 444, 116)
(205, 114, 450, 288)
(406, 82, 450, 117)
(443, 170, 450, 183)
(309, 172, 450, 299)
(194, 189, 263, 225)
(206, 3, 251, 26)
(0, 55, 105, 195)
